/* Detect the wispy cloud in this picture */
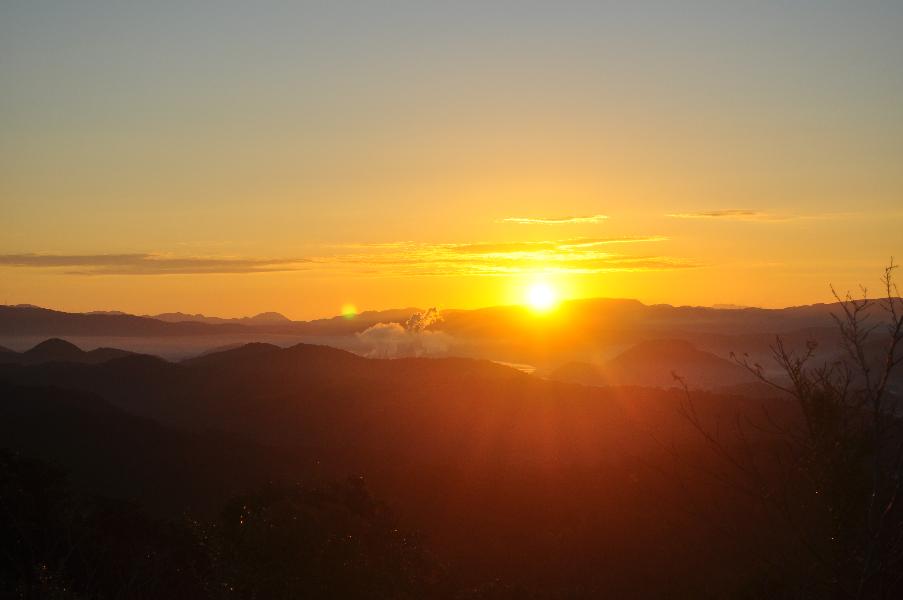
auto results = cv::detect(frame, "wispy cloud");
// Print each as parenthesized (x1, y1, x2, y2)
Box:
(666, 210, 787, 221)
(447, 236, 667, 254)
(320, 236, 692, 276)
(666, 209, 854, 222)
(500, 214, 608, 225)
(0, 253, 309, 275)
(1, 235, 688, 278)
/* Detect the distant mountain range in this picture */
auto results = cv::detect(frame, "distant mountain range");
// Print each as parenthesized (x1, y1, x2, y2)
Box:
(0, 334, 792, 392)
(86, 309, 293, 325)
(150, 310, 291, 325)
(0, 303, 421, 337)
(2, 339, 763, 500)
(0, 332, 782, 405)
(4, 299, 898, 381)
(0, 304, 247, 337)
(0, 298, 856, 341)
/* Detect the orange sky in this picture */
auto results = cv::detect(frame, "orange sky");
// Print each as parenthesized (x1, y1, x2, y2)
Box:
(2, 2, 901, 319)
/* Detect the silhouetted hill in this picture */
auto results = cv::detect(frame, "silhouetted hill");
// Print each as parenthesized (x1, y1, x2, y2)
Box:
(0, 382, 306, 516)
(0, 342, 637, 474)
(246, 311, 291, 324)
(549, 361, 607, 387)
(1, 342, 776, 518)
(181, 342, 281, 367)
(549, 339, 757, 389)
(24, 338, 84, 362)
(0, 338, 137, 366)
(607, 339, 756, 388)
(0, 341, 768, 460)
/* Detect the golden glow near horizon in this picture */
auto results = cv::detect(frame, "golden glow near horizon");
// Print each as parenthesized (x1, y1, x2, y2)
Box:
(526, 282, 558, 312)
(1, 3, 901, 318)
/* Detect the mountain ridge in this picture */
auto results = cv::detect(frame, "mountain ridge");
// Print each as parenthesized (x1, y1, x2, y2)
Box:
(0, 337, 136, 366)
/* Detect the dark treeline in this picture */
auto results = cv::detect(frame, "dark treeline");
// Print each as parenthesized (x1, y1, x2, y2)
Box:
(1, 450, 446, 599)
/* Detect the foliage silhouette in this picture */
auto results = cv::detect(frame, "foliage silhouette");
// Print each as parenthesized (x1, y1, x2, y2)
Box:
(1, 451, 451, 599)
(676, 262, 903, 598)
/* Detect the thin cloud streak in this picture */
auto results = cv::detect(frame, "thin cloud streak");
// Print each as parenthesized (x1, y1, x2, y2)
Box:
(1, 235, 689, 277)
(500, 214, 608, 225)
(667, 210, 783, 221)
(666, 210, 856, 222)
(0, 253, 310, 275)
(320, 236, 692, 276)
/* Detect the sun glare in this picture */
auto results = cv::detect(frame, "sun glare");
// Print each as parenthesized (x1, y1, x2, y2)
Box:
(526, 282, 557, 312)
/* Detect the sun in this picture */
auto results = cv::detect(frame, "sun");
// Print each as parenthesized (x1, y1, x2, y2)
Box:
(526, 282, 558, 312)
(341, 303, 358, 319)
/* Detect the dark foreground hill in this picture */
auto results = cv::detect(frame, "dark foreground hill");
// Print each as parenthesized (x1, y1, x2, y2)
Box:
(1, 342, 637, 470)
(0, 340, 814, 596)
(0, 382, 305, 516)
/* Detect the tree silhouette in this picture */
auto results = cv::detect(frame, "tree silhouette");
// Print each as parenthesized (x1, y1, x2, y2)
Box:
(676, 262, 903, 597)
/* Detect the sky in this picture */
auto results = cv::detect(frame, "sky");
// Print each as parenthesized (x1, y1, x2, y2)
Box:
(2, 1, 902, 319)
